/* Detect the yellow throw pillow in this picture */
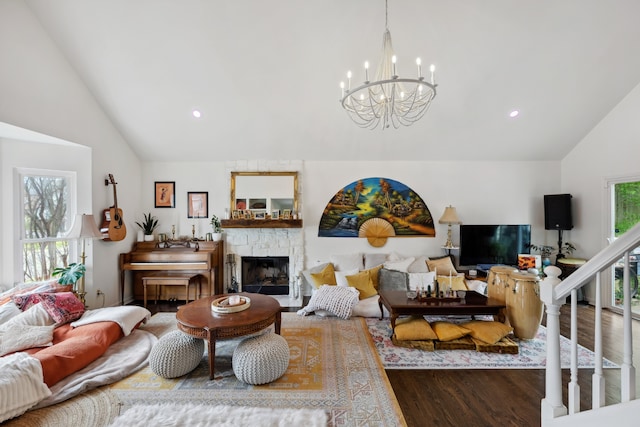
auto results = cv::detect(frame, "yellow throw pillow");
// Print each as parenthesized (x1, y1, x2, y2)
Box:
(363, 264, 383, 290)
(426, 256, 458, 276)
(394, 316, 438, 341)
(310, 263, 337, 288)
(461, 321, 513, 344)
(437, 275, 468, 291)
(431, 321, 471, 342)
(346, 271, 378, 299)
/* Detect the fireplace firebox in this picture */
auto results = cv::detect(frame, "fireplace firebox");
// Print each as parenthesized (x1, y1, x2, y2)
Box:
(241, 256, 289, 295)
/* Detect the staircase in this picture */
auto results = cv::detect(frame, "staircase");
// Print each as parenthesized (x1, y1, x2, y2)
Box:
(540, 222, 640, 426)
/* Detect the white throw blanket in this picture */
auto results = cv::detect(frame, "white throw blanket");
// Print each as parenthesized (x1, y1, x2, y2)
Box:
(0, 352, 51, 423)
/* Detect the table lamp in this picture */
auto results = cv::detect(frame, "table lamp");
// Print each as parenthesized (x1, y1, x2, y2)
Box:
(438, 206, 461, 249)
(68, 214, 103, 305)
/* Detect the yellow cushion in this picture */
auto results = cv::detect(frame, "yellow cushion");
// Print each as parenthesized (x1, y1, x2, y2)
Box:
(426, 256, 458, 276)
(363, 264, 383, 290)
(394, 316, 438, 341)
(346, 271, 378, 299)
(310, 263, 337, 288)
(461, 321, 513, 344)
(431, 321, 471, 342)
(437, 275, 468, 291)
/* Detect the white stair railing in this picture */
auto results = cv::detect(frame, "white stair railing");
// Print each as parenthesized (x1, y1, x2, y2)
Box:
(540, 222, 640, 424)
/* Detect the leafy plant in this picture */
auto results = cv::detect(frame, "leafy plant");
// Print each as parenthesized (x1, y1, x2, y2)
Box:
(52, 263, 86, 285)
(529, 244, 554, 258)
(559, 242, 576, 257)
(210, 215, 222, 233)
(135, 212, 159, 235)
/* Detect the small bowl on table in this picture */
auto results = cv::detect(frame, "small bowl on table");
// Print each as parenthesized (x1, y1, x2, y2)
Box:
(406, 290, 417, 300)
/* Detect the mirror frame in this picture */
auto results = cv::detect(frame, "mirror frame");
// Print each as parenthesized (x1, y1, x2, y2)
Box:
(230, 171, 298, 216)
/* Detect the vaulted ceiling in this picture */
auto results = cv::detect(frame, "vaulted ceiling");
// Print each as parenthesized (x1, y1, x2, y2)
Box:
(25, 0, 640, 162)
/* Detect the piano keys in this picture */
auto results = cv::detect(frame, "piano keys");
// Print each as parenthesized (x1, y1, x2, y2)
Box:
(119, 240, 224, 305)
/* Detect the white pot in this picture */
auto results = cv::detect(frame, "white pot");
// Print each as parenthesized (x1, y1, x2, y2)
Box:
(212, 232, 222, 242)
(143, 234, 155, 241)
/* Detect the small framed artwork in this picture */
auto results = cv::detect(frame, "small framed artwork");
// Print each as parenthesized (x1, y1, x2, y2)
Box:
(254, 211, 266, 220)
(187, 192, 208, 218)
(271, 210, 280, 220)
(244, 210, 252, 220)
(232, 210, 241, 219)
(282, 209, 292, 219)
(155, 181, 175, 208)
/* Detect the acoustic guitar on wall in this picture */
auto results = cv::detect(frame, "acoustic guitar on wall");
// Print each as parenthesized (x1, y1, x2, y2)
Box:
(106, 174, 126, 241)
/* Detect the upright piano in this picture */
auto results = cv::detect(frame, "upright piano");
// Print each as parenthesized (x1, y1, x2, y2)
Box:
(119, 240, 224, 305)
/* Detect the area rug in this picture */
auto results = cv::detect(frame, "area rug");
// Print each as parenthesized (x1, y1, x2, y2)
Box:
(109, 403, 327, 427)
(366, 316, 618, 370)
(109, 312, 406, 427)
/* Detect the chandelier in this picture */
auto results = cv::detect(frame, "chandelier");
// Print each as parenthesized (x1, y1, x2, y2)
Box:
(339, 0, 437, 130)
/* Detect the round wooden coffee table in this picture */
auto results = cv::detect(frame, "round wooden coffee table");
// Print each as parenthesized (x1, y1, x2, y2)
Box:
(176, 292, 281, 379)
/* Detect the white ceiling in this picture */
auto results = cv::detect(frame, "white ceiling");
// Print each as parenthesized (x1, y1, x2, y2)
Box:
(25, 0, 640, 162)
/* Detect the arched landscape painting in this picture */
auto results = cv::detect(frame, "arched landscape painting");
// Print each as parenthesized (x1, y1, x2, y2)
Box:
(318, 177, 435, 239)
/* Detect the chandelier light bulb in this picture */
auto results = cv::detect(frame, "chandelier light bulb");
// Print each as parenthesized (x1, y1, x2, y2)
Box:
(347, 70, 352, 89)
(364, 61, 369, 82)
(416, 57, 422, 78)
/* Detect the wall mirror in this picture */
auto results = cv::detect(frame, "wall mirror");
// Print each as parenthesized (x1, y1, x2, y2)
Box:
(230, 172, 298, 217)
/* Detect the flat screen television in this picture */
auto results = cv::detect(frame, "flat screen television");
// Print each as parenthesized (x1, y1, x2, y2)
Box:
(459, 224, 531, 268)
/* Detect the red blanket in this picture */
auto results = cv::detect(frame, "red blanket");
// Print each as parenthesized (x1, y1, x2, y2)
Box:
(23, 321, 123, 387)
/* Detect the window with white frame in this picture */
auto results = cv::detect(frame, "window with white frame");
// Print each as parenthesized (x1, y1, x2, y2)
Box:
(17, 169, 77, 283)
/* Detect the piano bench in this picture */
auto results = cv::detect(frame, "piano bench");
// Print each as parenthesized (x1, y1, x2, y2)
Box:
(142, 273, 202, 307)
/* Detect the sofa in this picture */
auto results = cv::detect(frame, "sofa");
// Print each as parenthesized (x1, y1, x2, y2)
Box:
(299, 252, 487, 318)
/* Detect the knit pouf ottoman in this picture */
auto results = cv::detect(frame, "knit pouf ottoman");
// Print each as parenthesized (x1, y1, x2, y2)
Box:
(149, 331, 204, 379)
(232, 332, 290, 385)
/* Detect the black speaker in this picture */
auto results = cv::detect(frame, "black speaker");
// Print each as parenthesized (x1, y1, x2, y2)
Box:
(544, 194, 573, 230)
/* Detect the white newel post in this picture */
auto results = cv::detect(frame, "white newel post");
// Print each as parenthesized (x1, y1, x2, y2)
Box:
(540, 266, 568, 424)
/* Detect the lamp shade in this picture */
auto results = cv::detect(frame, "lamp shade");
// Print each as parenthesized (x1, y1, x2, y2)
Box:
(67, 214, 103, 239)
(438, 206, 461, 225)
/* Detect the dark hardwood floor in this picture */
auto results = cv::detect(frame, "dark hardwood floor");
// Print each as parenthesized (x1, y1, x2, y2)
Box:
(138, 300, 640, 427)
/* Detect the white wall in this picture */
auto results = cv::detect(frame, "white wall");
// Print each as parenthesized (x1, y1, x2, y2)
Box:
(561, 82, 640, 302)
(0, 0, 142, 307)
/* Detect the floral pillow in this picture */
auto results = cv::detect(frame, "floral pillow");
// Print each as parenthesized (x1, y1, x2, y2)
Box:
(13, 292, 85, 325)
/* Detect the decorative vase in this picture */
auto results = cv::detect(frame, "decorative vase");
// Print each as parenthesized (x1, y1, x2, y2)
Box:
(212, 232, 222, 242)
(144, 234, 155, 242)
(542, 257, 552, 267)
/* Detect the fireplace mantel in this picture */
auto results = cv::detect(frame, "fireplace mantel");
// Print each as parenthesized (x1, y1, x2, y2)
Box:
(221, 219, 302, 229)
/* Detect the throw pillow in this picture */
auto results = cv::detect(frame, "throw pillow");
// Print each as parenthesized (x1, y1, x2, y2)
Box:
(38, 292, 85, 324)
(0, 323, 55, 356)
(437, 275, 468, 291)
(364, 253, 388, 270)
(394, 316, 438, 341)
(345, 271, 378, 299)
(352, 295, 388, 318)
(6, 303, 54, 327)
(383, 256, 415, 273)
(11, 293, 42, 311)
(407, 256, 430, 273)
(461, 321, 513, 344)
(310, 263, 337, 288)
(330, 253, 364, 271)
(378, 268, 409, 291)
(0, 302, 21, 325)
(431, 321, 471, 342)
(297, 285, 360, 319)
(363, 264, 383, 289)
(335, 268, 359, 287)
(426, 255, 458, 276)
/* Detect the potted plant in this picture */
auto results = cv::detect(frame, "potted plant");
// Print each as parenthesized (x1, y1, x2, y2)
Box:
(52, 262, 86, 286)
(136, 212, 159, 241)
(210, 214, 223, 241)
(529, 244, 555, 267)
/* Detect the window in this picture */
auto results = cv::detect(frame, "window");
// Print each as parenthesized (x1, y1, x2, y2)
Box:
(18, 169, 76, 283)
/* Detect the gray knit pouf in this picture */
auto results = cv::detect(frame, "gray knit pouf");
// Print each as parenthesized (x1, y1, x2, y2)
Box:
(149, 331, 204, 379)
(232, 332, 290, 385)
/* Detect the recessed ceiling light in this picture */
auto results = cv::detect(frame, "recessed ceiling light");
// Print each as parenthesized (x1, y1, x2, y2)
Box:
(192, 110, 202, 118)
(509, 110, 519, 118)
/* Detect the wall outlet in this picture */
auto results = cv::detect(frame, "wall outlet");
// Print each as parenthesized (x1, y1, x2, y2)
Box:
(96, 289, 103, 296)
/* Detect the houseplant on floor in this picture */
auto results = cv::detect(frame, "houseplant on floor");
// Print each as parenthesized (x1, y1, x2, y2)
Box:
(210, 215, 223, 241)
(136, 212, 159, 241)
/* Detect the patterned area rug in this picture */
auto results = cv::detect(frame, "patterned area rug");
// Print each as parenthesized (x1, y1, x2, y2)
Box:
(109, 312, 406, 427)
(366, 316, 618, 369)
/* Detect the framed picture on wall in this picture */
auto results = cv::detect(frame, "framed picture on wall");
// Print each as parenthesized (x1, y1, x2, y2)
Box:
(155, 181, 175, 208)
(187, 192, 208, 218)
(271, 210, 280, 219)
